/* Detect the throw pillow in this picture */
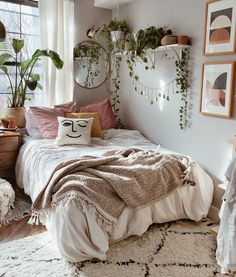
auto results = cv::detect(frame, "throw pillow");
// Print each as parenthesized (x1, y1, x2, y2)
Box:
(30, 102, 77, 139)
(65, 112, 103, 138)
(79, 98, 116, 130)
(55, 117, 93, 146)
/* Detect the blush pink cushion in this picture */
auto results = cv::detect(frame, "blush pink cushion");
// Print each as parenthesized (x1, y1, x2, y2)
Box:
(54, 101, 77, 111)
(79, 98, 116, 129)
(30, 102, 77, 139)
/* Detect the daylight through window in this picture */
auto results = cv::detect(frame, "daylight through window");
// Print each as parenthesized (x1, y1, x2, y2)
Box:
(0, 0, 42, 106)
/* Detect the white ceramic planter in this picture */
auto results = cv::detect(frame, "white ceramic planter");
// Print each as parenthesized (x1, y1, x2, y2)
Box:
(111, 31, 124, 42)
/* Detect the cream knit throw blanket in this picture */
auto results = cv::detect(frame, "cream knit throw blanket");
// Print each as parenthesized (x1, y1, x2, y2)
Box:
(30, 148, 195, 231)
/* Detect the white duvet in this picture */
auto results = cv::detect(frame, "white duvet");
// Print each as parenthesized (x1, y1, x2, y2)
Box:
(16, 129, 214, 262)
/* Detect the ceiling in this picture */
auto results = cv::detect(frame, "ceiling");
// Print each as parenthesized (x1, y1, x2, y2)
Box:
(94, 0, 134, 10)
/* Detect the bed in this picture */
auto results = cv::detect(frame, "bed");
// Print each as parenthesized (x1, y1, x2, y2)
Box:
(16, 129, 214, 262)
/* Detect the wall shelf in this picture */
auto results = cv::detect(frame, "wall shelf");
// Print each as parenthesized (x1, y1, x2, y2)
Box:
(150, 44, 190, 60)
(150, 44, 190, 52)
(115, 44, 191, 57)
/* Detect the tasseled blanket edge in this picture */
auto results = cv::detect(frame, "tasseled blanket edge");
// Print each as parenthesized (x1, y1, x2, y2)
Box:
(28, 195, 116, 234)
(181, 161, 196, 186)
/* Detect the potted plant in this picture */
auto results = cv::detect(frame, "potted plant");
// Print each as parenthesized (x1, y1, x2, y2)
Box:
(0, 114, 9, 128)
(0, 38, 64, 127)
(98, 18, 131, 49)
(125, 26, 172, 80)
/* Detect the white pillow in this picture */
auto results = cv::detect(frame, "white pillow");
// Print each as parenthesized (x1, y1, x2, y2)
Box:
(56, 117, 93, 146)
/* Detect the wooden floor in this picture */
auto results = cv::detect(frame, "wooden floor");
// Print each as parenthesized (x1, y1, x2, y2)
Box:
(0, 216, 46, 243)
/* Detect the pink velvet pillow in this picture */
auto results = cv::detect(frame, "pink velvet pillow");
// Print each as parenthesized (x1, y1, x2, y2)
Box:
(79, 98, 116, 130)
(30, 102, 77, 139)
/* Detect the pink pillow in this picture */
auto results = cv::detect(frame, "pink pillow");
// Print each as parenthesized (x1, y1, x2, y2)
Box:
(54, 101, 77, 111)
(79, 99, 116, 129)
(30, 102, 77, 139)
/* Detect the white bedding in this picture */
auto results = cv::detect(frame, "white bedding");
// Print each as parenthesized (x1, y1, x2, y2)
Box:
(16, 129, 214, 262)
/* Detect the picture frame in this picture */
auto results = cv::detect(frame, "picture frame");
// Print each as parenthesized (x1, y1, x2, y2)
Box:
(203, 0, 236, 55)
(200, 61, 235, 118)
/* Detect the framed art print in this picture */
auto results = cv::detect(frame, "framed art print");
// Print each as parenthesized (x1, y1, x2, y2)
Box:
(203, 0, 236, 55)
(200, 62, 235, 118)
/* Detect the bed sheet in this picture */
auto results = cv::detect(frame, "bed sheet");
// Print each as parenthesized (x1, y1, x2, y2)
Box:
(16, 129, 214, 262)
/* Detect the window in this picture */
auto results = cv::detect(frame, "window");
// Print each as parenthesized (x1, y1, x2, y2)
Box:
(0, 0, 42, 109)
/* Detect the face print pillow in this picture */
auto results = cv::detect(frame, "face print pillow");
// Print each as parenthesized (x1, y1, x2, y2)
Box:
(56, 117, 94, 146)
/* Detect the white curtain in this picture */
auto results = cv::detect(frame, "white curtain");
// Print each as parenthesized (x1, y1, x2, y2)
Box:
(39, 0, 74, 106)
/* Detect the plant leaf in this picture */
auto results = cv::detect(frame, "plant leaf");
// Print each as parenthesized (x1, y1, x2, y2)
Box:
(0, 53, 13, 65)
(12, 39, 24, 54)
(29, 73, 40, 81)
(32, 49, 64, 69)
(49, 50, 64, 69)
(25, 79, 38, 91)
(0, 65, 8, 74)
(20, 58, 33, 70)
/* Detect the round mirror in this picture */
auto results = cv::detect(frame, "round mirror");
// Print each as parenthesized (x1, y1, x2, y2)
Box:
(74, 41, 110, 89)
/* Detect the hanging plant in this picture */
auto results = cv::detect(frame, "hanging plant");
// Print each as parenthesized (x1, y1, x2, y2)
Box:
(109, 55, 123, 128)
(98, 18, 132, 50)
(175, 48, 191, 129)
(99, 19, 132, 128)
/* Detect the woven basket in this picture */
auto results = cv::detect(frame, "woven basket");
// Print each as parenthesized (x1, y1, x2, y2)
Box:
(161, 35, 177, 46)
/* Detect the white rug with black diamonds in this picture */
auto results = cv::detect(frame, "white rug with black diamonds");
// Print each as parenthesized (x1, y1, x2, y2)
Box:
(0, 220, 223, 277)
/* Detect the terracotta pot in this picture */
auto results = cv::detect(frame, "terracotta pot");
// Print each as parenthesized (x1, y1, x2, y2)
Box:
(178, 35, 189, 45)
(5, 107, 26, 128)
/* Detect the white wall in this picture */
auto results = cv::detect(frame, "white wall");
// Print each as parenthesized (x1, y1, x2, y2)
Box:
(115, 0, 236, 207)
(73, 0, 111, 106)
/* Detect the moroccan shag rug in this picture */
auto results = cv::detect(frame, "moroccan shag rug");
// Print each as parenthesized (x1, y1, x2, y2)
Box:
(0, 219, 224, 277)
(0, 186, 31, 227)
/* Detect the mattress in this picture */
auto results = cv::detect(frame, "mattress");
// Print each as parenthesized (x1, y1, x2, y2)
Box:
(16, 129, 214, 262)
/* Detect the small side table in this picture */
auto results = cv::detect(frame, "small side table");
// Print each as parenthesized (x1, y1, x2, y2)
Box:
(0, 131, 21, 181)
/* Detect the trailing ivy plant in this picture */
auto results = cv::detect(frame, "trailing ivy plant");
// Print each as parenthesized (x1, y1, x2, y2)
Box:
(109, 55, 123, 128)
(74, 42, 101, 88)
(125, 26, 172, 81)
(175, 48, 190, 129)
(98, 18, 132, 127)
(98, 18, 131, 50)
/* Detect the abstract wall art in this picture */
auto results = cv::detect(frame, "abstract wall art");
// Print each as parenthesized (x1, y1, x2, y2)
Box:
(204, 0, 236, 55)
(200, 62, 235, 118)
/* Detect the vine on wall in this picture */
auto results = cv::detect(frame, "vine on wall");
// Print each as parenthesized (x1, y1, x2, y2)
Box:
(99, 20, 191, 130)
(175, 48, 191, 129)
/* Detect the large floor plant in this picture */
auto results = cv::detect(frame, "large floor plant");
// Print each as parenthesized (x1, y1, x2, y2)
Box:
(0, 38, 64, 107)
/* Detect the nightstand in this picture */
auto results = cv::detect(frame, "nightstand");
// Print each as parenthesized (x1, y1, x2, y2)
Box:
(0, 131, 21, 181)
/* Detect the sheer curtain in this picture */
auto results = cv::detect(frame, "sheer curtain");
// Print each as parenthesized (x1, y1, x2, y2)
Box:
(39, 0, 74, 106)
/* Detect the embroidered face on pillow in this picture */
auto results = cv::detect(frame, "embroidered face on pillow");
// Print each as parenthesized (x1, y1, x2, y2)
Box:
(56, 117, 93, 146)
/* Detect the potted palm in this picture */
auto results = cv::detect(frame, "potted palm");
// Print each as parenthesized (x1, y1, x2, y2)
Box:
(0, 38, 64, 127)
